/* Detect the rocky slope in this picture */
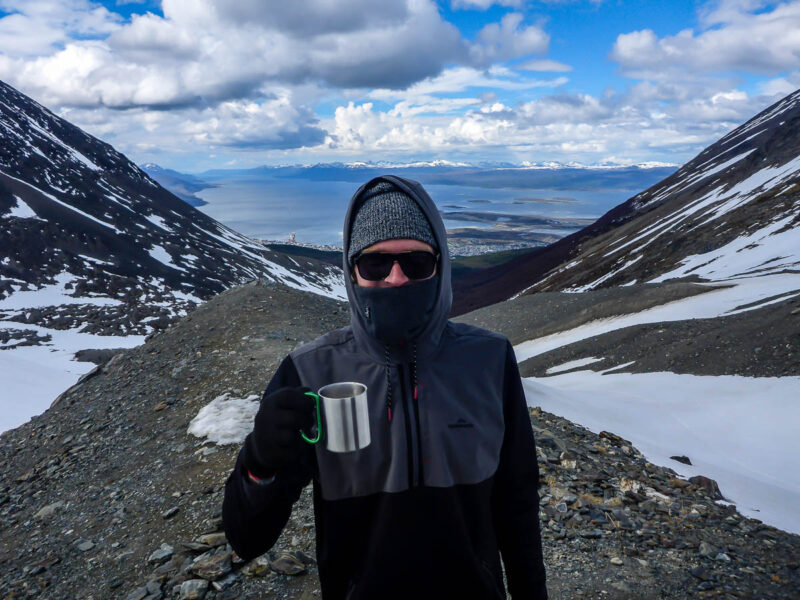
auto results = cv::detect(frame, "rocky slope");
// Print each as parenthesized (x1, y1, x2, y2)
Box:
(1, 281, 797, 600)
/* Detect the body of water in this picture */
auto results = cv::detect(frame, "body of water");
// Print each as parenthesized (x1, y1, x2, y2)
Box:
(195, 169, 669, 246)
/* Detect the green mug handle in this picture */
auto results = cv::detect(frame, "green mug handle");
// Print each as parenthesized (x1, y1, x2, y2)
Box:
(301, 391, 322, 444)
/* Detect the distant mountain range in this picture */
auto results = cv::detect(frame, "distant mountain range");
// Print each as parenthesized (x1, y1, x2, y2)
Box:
(186, 158, 678, 171)
(195, 161, 679, 194)
(139, 164, 213, 207)
(143, 160, 680, 210)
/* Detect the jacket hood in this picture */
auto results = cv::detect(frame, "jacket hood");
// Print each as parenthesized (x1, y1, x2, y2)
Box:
(343, 175, 452, 363)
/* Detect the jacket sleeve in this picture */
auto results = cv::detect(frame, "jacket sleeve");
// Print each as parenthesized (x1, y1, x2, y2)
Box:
(222, 355, 315, 561)
(492, 340, 548, 599)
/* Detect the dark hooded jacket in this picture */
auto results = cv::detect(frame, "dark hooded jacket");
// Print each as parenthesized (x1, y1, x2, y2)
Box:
(223, 175, 548, 599)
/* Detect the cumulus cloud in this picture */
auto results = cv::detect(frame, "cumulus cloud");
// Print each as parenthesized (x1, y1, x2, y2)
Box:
(0, 0, 469, 109)
(0, 0, 121, 56)
(319, 77, 786, 166)
(181, 97, 327, 149)
(611, 1, 800, 76)
(469, 13, 550, 66)
(204, 0, 410, 36)
(1, 0, 792, 169)
(61, 91, 328, 155)
(302, 1, 465, 89)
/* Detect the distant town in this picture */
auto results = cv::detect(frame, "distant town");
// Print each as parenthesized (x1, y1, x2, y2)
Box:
(255, 231, 549, 258)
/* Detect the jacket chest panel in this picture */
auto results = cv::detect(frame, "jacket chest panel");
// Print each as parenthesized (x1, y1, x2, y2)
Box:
(293, 344, 504, 500)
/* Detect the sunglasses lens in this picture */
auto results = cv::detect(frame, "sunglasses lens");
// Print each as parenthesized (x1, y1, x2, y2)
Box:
(355, 251, 437, 281)
(398, 252, 437, 279)
(356, 253, 394, 281)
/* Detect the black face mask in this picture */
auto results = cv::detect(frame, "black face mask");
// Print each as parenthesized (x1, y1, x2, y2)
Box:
(352, 275, 439, 346)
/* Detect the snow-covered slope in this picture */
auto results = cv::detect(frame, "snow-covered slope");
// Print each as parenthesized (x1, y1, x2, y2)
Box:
(520, 89, 800, 293)
(0, 79, 344, 432)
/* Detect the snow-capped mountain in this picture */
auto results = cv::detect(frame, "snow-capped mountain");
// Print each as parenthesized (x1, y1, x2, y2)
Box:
(0, 79, 344, 431)
(516, 89, 800, 293)
(0, 79, 343, 316)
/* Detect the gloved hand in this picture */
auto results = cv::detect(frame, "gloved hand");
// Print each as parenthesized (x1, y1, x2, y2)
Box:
(243, 386, 316, 479)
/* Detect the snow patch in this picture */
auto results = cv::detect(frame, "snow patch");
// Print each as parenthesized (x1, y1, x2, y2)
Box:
(187, 393, 260, 445)
(523, 371, 800, 534)
(7, 195, 43, 220)
(144, 213, 172, 232)
(148, 245, 187, 273)
(0, 323, 144, 434)
(0, 272, 121, 309)
(546, 356, 604, 375)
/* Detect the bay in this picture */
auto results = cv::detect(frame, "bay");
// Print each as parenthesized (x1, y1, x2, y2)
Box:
(195, 167, 677, 246)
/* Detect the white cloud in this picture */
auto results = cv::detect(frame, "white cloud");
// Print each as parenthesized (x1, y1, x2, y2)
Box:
(0, 0, 121, 56)
(0, 0, 468, 108)
(518, 58, 573, 72)
(59, 90, 327, 157)
(451, 0, 523, 8)
(698, 0, 770, 26)
(758, 71, 800, 95)
(469, 13, 550, 66)
(0, 0, 794, 170)
(611, 2, 800, 75)
(369, 65, 567, 103)
(317, 79, 788, 166)
(181, 96, 327, 149)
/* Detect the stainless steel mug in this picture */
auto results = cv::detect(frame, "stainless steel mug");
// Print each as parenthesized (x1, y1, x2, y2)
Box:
(301, 382, 371, 453)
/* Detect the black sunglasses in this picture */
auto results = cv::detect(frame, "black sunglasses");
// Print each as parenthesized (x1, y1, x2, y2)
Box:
(354, 251, 439, 281)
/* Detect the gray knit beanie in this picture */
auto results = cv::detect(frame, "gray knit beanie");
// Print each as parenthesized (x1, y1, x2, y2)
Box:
(347, 181, 438, 264)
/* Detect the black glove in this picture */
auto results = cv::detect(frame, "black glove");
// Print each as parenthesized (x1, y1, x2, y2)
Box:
(243, 386, 316, 478)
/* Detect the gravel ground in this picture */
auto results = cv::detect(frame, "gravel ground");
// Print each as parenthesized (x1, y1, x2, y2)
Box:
(0, 280, 797, 600)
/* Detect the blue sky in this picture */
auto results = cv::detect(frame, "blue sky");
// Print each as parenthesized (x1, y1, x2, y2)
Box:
(1, 0, 799, 171)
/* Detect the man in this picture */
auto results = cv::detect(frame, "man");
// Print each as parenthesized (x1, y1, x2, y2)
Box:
(223, 176, 548, 599)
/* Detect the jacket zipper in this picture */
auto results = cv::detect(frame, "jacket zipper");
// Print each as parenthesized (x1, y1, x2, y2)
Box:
(412, 372, 425, 486)
(398, 364, 424, 487)
(397, 364, 416, 489)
